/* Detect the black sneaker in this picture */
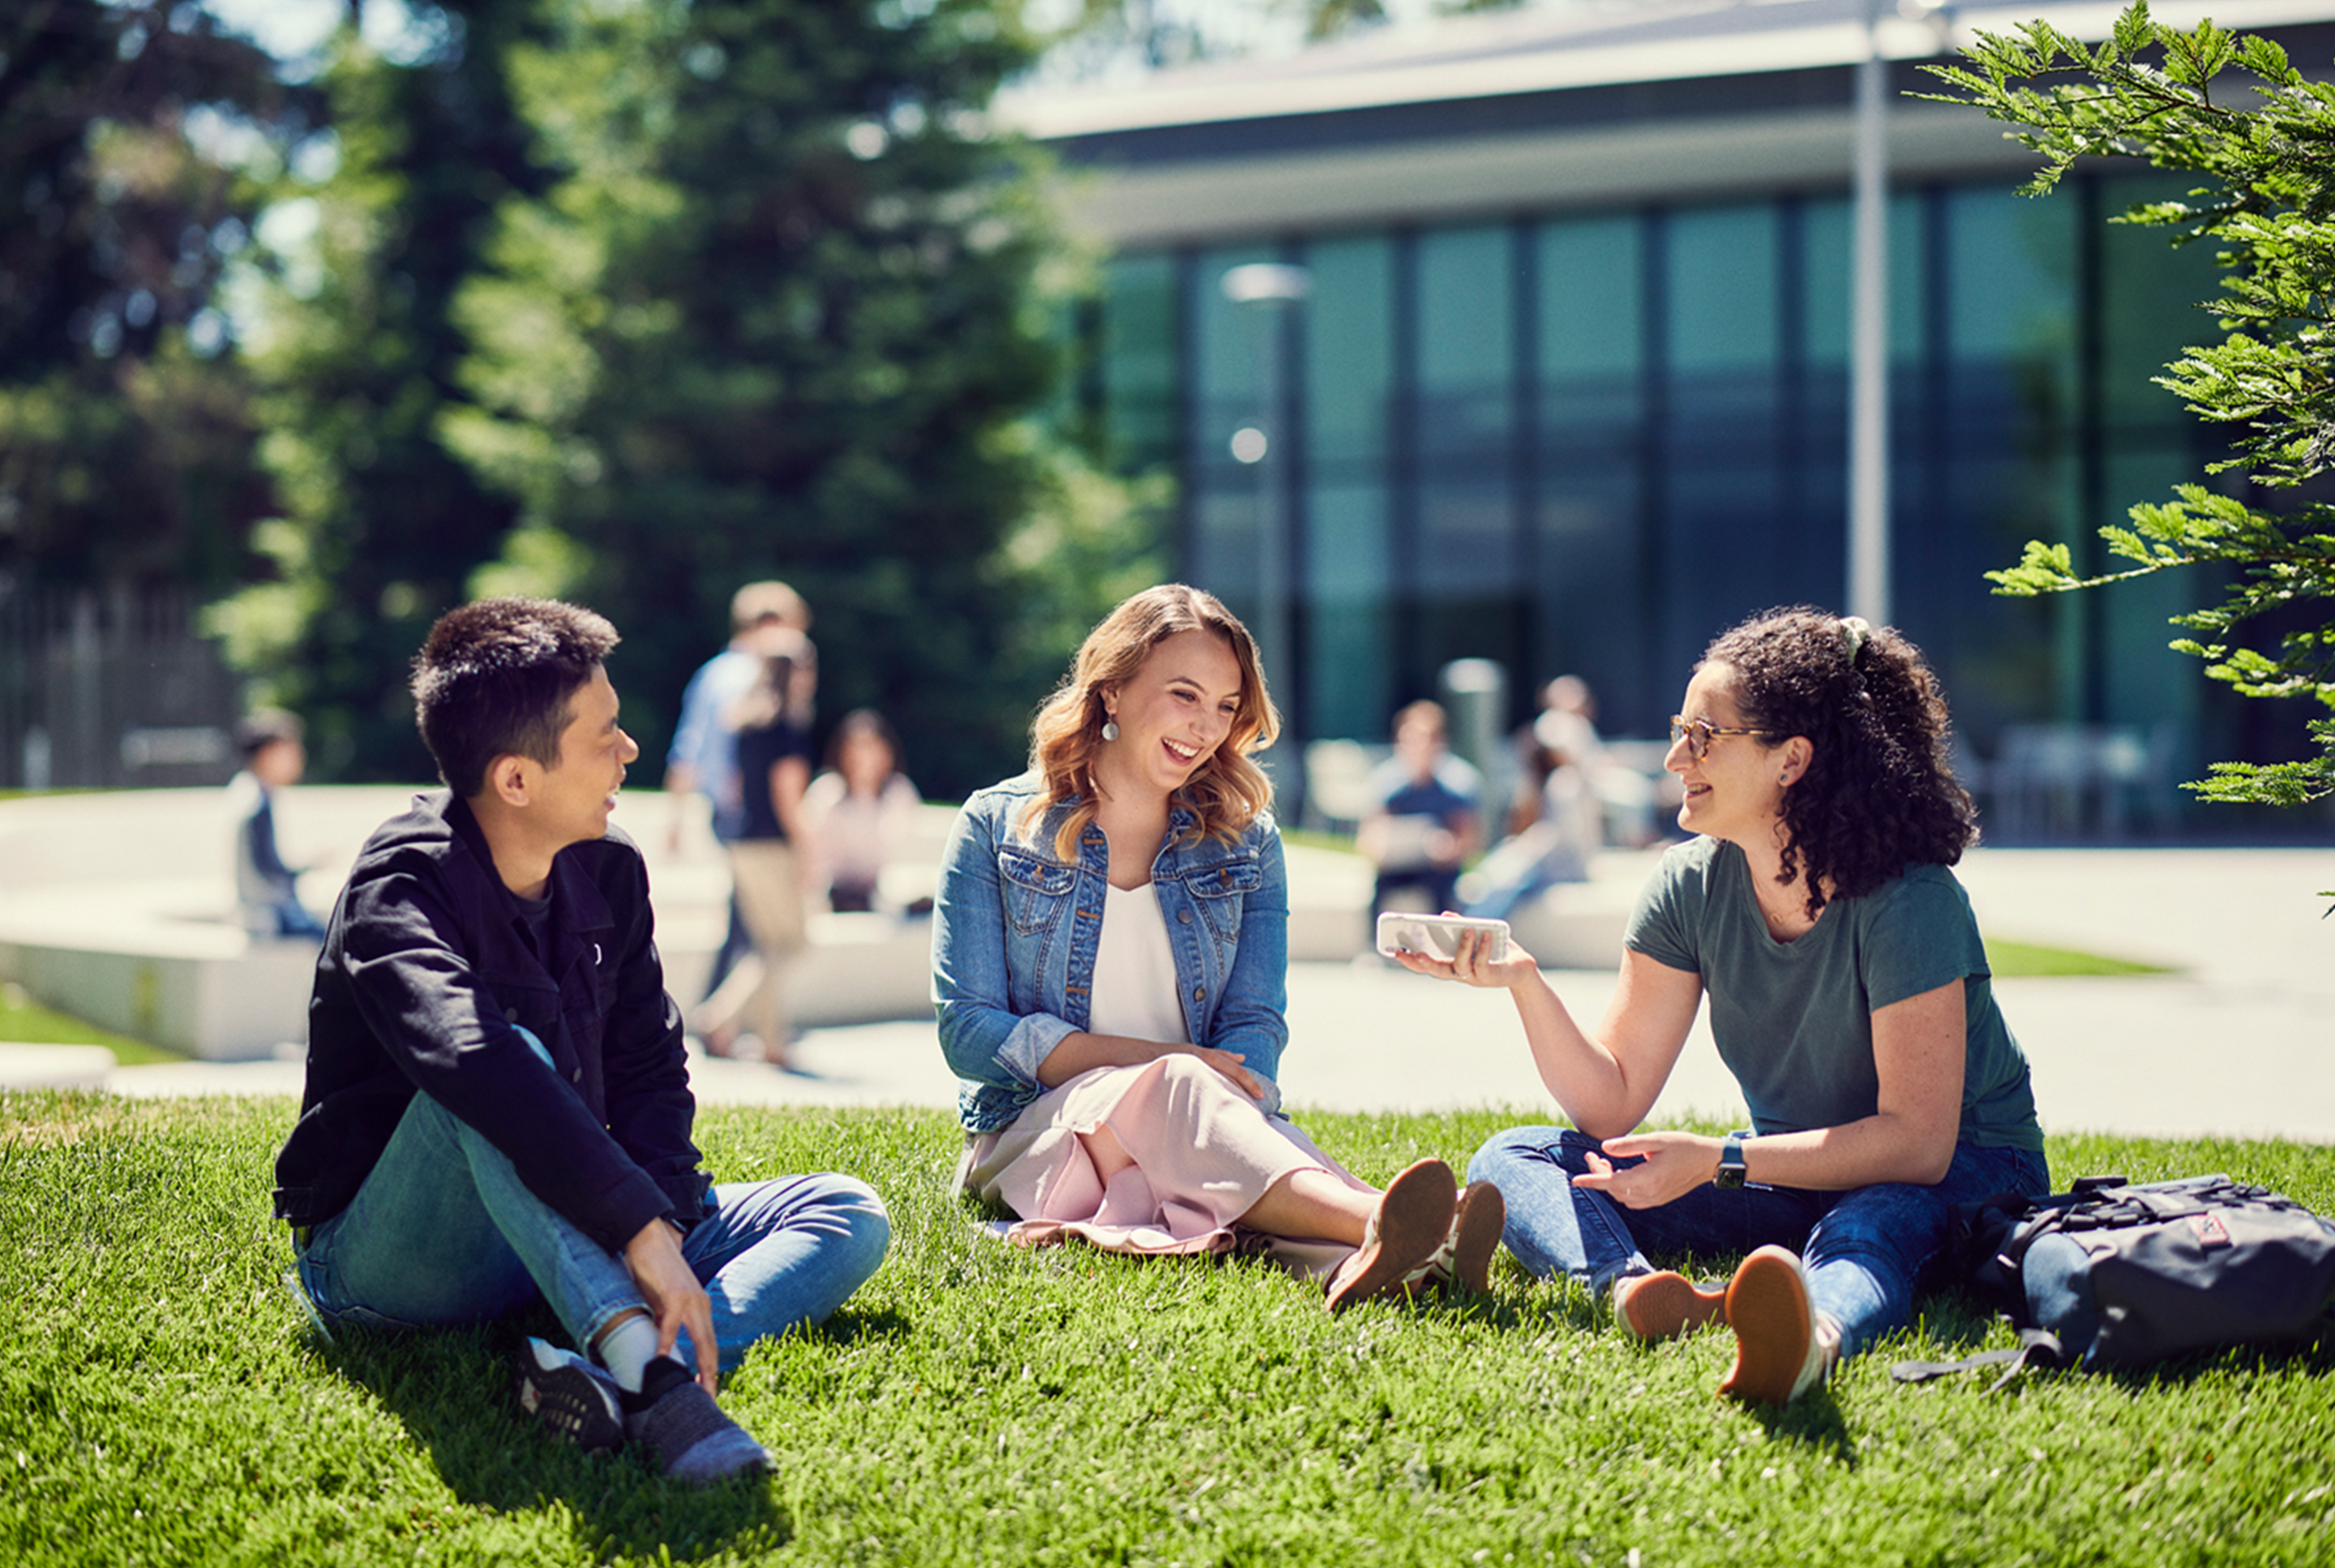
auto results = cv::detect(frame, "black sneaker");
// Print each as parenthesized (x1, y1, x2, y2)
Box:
(622, 1356, 772, 1484)
(515, 1337, 625, 1453)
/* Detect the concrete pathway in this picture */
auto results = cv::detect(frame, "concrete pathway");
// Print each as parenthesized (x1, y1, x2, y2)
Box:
(7, 833, 2329, 1143)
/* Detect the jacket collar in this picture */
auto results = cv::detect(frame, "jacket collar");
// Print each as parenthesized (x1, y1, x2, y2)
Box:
(1046, 793, 1205, 870)
(437, 790, 617, 940)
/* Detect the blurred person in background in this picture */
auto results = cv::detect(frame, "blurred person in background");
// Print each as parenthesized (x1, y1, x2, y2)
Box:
(1464, 702, 1601, 922)
(665, 581, 815, 999)
(803, 709, 923, 915)
(1358, 700, 1481, 923)
(691, 632, 815, 1068)
(228, 710, 327, 940)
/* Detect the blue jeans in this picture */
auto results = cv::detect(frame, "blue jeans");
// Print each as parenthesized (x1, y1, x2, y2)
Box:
(1467, 1127, 2049, 1360)
(293, 1090, 890, 1373)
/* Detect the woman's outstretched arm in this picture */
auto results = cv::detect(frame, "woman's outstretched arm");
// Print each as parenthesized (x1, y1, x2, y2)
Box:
(1393, 930, 1702, 1141)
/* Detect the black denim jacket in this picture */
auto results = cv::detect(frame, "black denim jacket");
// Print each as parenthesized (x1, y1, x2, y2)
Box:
(272, 790, 709, 1255)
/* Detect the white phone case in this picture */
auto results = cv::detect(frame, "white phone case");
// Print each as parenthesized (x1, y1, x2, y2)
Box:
(1375, 910, 1510, 962)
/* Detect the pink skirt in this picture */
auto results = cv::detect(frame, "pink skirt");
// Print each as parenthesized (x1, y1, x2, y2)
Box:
(957, 1056, 1368, 1281)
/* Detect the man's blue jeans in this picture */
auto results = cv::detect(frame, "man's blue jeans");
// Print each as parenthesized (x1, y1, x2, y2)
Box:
(293, 1090, 890, 1373)
(1467, 1126, 2049, 1359)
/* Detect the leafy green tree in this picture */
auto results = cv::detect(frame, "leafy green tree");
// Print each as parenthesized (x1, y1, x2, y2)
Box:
(0, 1, 286, 595)
(1930, 2, 2335, 810)
(448, 0, 1142, 795)
(208, 2, 547, 779)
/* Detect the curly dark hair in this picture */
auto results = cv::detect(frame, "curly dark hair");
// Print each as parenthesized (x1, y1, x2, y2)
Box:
(1704, 606, 1977, 919)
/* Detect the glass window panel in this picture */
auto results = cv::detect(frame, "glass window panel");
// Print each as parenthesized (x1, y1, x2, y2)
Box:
(1946, 187, 2076, 375)
(1939, 183, 2083, 729)
(1303, 482, 1392, 738)
(1417, 473, 1518, 596)
(1534, 212, 1651, 727)
(1660, 204, 1786, 674)
(1539, 215, 1640, 384)
(1300, 237, 1393, 471)
(2100, 451, 2204, 735)
(1669, 205, 1777, 373)
(1531, 465, 1651, 728)
(1100, 253, 1178, 471)
(2100, 173, 2223, 429)
(1802, 194, 1925, 370)
(1417, 225, 1515, 455)
(1189, 485, 1263, 630)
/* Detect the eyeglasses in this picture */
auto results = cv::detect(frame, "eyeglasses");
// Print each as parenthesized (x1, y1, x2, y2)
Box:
(1668, 715, 1772, 760)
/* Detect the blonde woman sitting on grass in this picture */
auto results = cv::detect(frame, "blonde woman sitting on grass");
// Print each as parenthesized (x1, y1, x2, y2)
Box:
(932, 584, 1502, 1310)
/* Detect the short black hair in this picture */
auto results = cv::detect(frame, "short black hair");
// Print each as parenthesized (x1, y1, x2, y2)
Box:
(233, 709, 304, 760)
(410, 598, 619, 798)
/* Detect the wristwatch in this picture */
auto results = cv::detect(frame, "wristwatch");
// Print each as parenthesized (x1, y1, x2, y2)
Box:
(1716, 1130, 1752, 1190)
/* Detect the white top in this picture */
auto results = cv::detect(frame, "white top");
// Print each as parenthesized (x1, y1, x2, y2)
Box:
(1088, 882, 1189, 1044)
(803, 770, 921, 898)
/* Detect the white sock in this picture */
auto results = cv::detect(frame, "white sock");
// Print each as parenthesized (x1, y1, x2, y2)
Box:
(593, 1313, 661, 1394)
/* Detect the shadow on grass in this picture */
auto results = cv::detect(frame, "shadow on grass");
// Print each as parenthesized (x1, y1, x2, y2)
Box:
(307, 1305, 945, 1560)
(2070, 1330, 2335, 1398)
(1743, 1384, 1861, 1463)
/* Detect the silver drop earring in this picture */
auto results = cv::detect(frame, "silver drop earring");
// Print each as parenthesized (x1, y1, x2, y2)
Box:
(1101, 720, 1120, 742)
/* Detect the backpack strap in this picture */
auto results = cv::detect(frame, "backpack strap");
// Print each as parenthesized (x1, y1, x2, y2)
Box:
(1891, 1329, 2067, 1394)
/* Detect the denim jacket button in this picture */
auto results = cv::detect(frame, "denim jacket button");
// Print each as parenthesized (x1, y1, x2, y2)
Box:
(1193, 985, 1206, 1000)
(1177, 908, 1192, 923)
(504, 1007, 519, 1022)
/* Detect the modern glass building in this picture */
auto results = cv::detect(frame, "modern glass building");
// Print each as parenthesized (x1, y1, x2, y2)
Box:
(1016, 0, 2335, 831)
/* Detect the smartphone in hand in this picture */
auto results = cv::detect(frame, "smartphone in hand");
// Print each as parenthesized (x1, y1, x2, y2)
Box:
(1375, 910, 1510, 963)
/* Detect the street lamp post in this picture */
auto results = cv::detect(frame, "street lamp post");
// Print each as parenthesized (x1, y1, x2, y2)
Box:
(1849, 0, 1892, 629)
(1219, 261, 1310, 743)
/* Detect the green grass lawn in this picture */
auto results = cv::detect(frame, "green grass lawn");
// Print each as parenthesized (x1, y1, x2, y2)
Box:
(1982, 940, 2175, 979)
(0, 983, 178, 1065)
(4, 1097, 2329, 1566)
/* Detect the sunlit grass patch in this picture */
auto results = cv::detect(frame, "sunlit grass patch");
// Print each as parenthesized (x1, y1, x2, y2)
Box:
(1983, 938, 2175, 978)
(2, 1095, 2326, 1566)
(0, 981, 176, 1064)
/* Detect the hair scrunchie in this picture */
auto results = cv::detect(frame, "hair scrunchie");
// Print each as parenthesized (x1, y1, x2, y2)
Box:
(1838, 615, 1872, 666)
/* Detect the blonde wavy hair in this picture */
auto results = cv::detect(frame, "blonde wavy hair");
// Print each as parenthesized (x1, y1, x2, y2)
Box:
(1017, 584, 1281, 861)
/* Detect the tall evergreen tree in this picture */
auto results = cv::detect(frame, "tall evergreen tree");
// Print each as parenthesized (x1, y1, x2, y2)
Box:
(447, 0, 1109, 792)
(209, 2, 547, 779)
(0, 0, 286, 596)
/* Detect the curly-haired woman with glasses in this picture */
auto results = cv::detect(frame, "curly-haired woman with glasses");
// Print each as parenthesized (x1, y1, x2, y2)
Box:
(1390, 606, 2046, 1403)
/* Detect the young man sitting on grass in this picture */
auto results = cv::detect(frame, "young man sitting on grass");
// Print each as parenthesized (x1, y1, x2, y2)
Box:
(273, 598, 889, 1483)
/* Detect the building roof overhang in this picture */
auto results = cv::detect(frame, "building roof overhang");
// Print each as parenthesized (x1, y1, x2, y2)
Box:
(1002, 0, 2335, 246)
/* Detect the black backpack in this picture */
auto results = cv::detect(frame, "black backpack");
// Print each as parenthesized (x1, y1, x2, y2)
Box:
(1893, 1174, 2335, 1392)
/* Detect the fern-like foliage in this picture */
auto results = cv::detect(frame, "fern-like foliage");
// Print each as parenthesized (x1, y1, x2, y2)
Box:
(1926, 1, 2335, 807)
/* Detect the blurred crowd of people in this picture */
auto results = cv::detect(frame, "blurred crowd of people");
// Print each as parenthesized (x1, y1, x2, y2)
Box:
(228, 577, 928, 1073)
(228, 583, 1661, 1068)
(1357, 674, 1664, 928)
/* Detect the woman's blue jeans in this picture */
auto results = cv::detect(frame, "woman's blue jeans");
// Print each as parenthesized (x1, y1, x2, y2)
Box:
(1467, 1127, 2049, 1360)
(293, 1090, 890, 1373)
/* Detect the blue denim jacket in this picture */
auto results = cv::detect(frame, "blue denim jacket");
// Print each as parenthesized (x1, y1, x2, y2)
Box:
(931, 774, 1291, 1133)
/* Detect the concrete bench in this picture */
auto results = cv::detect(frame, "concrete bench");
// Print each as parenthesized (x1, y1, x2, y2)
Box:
(0, 789, 1628, 1063)
(0, 789, 961, 1060)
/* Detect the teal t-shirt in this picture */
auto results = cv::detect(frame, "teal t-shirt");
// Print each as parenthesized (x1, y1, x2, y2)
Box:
(1625, 837, 2043, 1150)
